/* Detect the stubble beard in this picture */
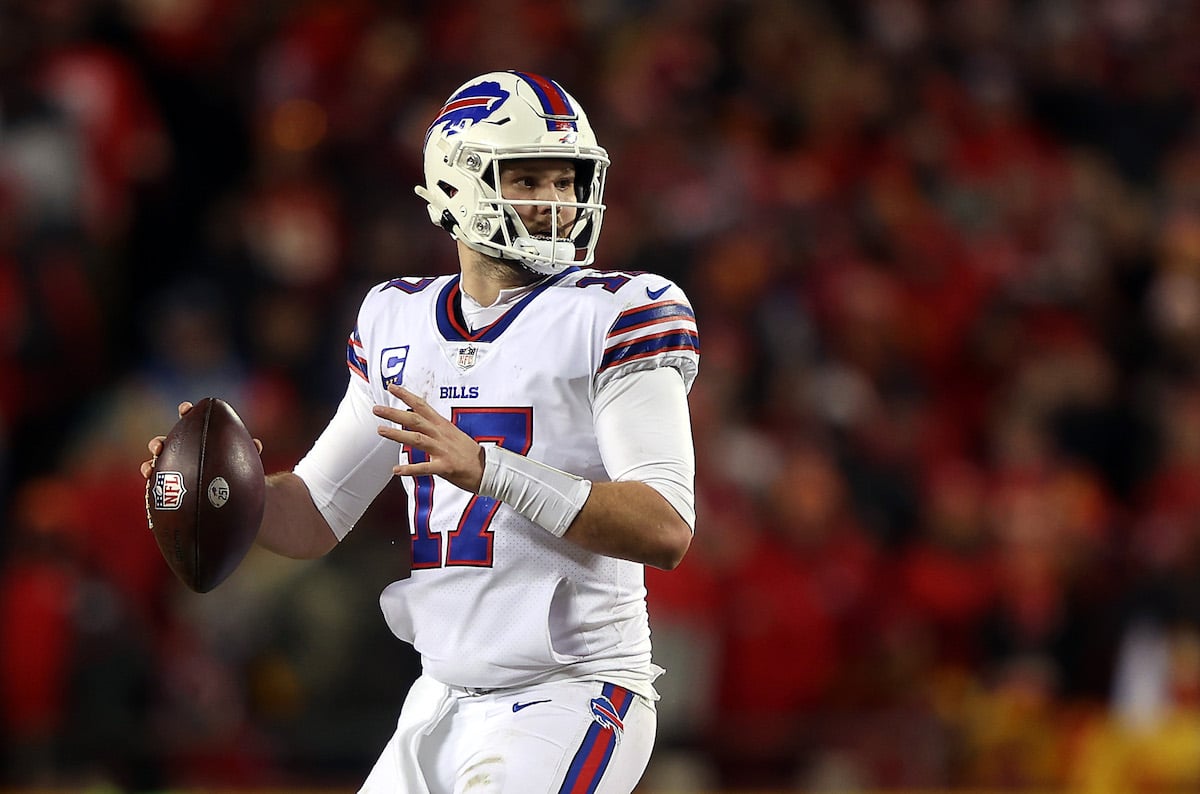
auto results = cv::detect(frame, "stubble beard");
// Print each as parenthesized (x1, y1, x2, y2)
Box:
(463, 242, 544, 287)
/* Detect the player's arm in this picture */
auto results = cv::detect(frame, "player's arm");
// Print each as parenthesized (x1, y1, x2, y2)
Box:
(559, 365, 694, 568)
(376, 368, 696, 570)
(559, 481, 691, 570)
(245, 381, 397, 558)
(256, 472, 338, 559)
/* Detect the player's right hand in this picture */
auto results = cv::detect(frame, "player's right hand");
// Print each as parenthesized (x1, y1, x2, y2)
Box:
(139, 401, 264, 481)
(140, 401, 194, 480)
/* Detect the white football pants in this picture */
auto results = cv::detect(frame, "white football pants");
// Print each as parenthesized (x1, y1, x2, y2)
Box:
(359, 675, 656, 794)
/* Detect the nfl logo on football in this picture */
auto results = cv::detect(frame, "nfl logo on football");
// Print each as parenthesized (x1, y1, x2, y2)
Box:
(456, 344, 478, 371)
(154, 471, 187, 510)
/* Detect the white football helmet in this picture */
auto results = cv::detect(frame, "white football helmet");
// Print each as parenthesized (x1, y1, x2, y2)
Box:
(415, 71, 610, 274)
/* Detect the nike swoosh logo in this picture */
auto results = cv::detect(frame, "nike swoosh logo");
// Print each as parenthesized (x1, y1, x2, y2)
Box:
(512, 699, 552, 713)
(646, 284, 670, 300)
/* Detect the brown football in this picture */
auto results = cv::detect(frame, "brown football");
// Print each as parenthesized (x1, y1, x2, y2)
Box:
(146, 397, 264, 593)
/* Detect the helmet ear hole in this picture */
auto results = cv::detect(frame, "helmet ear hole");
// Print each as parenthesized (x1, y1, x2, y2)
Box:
(480, 167, 497, 190)
(437, 180, 458, 198)
(574, 160, 595, 203)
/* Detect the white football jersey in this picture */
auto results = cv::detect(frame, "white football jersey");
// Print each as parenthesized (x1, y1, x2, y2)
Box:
(295, 267, 699, 698)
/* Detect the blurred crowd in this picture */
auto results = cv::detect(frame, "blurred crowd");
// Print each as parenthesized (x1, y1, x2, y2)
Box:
(3, 0, 1200, 791)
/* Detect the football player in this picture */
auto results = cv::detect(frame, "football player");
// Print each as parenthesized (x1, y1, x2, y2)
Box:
(144, 70, 699, 793)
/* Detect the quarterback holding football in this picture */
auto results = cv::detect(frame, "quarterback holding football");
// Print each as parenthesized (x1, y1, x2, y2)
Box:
(142, 70, 699, 794)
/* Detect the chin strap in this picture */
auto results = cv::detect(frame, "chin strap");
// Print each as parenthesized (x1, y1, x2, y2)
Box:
(511, 236, 576, 275)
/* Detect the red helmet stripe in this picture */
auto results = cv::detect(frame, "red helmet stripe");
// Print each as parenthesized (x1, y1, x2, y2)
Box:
(512, 71, 577, 129)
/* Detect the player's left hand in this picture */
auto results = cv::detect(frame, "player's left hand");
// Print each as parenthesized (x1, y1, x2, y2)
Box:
(374, 384, 485, 493)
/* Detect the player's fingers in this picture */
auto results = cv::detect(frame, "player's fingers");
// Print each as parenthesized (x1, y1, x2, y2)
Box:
(377, 424, 428, 448)
(140, 459, 155, 479)
(253, 438, 263, 455)
(387, 383, 416, 402)
(392, 461, 436, 478)
(372, 403, 410, 422)
(379, 390, 452, 436)
(388, 384, 435, 415)
(177, 401, 193, 417)
(374, 405, 436, 435)
(148, 435, 166, 455)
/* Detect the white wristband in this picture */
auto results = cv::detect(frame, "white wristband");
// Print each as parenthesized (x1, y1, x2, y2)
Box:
(478, 446, 593, 537)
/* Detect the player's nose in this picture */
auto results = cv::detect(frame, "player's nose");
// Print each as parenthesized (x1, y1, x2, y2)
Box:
(530, 179, 560, 205)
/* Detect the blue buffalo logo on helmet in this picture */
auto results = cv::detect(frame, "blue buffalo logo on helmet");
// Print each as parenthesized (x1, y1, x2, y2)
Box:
(425, 81, 510, 144)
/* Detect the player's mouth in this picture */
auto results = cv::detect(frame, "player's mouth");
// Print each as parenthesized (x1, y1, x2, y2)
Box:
(528, 219, 575, 240)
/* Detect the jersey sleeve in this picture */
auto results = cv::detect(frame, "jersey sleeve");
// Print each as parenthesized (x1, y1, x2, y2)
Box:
(292, 297, 399, 540)
(593, 366, 697, 530)
(595, 278, 700, 394)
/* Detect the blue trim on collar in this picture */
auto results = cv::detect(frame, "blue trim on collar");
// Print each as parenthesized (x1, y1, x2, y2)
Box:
(435, 268, 579, 342)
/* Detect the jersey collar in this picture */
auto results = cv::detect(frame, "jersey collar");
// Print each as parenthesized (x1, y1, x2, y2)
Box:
(435, 268, 578, 342)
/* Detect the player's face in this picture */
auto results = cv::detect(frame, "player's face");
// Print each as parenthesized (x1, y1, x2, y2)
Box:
(499, 159, 578, 240)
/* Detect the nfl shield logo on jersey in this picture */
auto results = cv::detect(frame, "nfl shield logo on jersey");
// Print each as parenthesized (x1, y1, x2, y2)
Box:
(440, 341, 490, 372)
(456, 344, 478, 371)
